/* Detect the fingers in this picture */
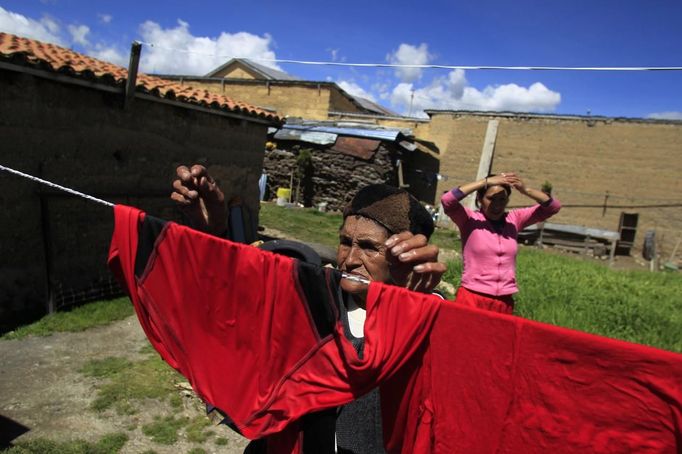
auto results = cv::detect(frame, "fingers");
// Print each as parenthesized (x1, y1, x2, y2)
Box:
(406, 261, 447, 293)
(385, 232, 429, 257)
(171, 178, 199, 203)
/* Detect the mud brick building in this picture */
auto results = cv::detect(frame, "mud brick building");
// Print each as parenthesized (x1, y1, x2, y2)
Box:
(0, 33, 281, 331)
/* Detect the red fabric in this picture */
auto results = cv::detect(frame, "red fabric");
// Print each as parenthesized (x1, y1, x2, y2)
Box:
(108, 205, 682, 453)
(107, 205, 440, 447)
(455, 285, 514, 314)
(383, 304, 682, 453)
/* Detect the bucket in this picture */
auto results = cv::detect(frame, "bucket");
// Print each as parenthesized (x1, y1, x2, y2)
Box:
(276, 187, 291, 206)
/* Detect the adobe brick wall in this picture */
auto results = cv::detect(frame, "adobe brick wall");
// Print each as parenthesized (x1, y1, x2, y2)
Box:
(331, 111, 682, 258)
(427, 112, 682, 258)
(179, 80, 335, 119)
(0, 69, 268, 331)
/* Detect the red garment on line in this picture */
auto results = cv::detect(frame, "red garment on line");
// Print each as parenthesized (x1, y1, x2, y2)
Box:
(383, 303, 682, 453)
(109, 205, 682, 453)
(107, 205, 441, 451)
(454, 285, 514, 314)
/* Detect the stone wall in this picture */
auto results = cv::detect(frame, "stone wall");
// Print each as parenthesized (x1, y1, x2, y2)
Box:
(263, 144, 399, 212)
(0, 69, 269, 331)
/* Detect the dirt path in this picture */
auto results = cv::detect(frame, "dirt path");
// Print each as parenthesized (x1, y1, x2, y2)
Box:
(0, 316, 249, 453)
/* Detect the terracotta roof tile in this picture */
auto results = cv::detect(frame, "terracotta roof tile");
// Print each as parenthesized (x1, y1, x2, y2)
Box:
(0, 32, 281, 123)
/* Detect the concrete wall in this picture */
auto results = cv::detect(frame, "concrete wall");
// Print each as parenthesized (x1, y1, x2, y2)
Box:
(0, 69, 269, 332)
(428, 112, 682, 258)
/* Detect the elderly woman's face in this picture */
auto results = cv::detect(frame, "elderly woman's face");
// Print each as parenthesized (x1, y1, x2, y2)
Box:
(337, 215, 391, 296)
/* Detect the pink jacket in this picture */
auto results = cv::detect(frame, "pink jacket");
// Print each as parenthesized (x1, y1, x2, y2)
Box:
(441, 189, 561, 296)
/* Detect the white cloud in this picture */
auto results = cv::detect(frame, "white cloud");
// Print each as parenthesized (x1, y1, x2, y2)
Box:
(138, 19, 280, 75)
(0, 6, 64, 44)
(89, 44, 127, 66)
(647, 111, 682, 120)
(390, 69, 561, 117)
(98, 13, 113, 24)
(68, 24, 90, 46)
(387, 43, 433, 83)
(338, 80, 376, 102)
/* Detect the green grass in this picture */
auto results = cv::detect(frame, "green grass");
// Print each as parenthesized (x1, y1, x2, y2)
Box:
(80, 354, 182, 415)
(214, 437, 229, 446)
(141, 416, 188, 445)
(442, 247, 682, 352)
(1, 297, 133, 340)
(185, 416, 213, 443)
(260, 203, 343, 248)
(4, 432, 128, 454)
(514, 247, 682, 352)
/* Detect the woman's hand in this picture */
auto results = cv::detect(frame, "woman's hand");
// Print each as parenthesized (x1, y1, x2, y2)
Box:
(488, 172, 520, 188)
(385, 232, 446, 294)
(171, 164, 228, 236)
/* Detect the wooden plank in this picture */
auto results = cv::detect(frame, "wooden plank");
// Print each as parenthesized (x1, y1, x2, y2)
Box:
(465, 120, 498, 209)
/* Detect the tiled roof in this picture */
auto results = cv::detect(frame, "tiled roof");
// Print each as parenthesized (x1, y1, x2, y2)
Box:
(0, 32, 281, 123)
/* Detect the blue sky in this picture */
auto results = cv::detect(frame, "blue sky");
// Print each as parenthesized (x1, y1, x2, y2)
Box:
(1, 0, 681, 119)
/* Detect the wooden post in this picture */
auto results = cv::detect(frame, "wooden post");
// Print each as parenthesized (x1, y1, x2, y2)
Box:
(602, 191, 609, 217)
(37, 163, 54, 314)
(125, 41, 142, 109)
(397, 159, 408, 188)
(466, 120, 498, 209)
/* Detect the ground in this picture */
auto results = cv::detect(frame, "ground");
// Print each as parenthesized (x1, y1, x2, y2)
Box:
(0, 316, 249, 453)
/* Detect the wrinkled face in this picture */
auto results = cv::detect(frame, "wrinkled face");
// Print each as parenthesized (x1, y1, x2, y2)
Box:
(479, 185, 509, 220)
(337, 215, 391, 296)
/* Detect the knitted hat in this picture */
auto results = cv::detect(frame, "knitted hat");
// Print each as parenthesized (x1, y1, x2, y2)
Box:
(343, 184, 434, 238)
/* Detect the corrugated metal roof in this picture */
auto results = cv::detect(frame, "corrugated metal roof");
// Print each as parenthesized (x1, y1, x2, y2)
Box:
(352, 96, 398, 116)
(281, 124, 405, 141)
(330, 137, 381, 160)
(273, 128, 337, 145)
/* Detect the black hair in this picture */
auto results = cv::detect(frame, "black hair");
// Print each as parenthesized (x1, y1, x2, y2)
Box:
(475, 174, 512, 208)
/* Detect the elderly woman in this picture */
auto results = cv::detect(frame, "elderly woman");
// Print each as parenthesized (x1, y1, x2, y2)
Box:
(441, 172, 561, 314)
(172, 164, 446, 454)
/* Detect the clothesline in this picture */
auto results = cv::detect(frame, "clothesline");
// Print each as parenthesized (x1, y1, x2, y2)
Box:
(0, 163, 371, 285)
(136, 41, 682, 72)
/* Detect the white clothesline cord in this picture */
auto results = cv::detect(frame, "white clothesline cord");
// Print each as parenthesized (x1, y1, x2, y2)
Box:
(0, 164, 114, 207)
(0, 163, 371, 285)
(137, 41, 682, 72)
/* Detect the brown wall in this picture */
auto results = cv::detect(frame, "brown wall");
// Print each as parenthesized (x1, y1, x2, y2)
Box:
(429, 112, 682, 257)
(0, 69, 269, 331)
(328, 89, 362, 114)
(181, 80, 335, 119)
(215, 66, 256, 79)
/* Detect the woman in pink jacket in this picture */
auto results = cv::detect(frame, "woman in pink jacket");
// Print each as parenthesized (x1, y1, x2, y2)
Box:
(441, 173, 561, 314)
